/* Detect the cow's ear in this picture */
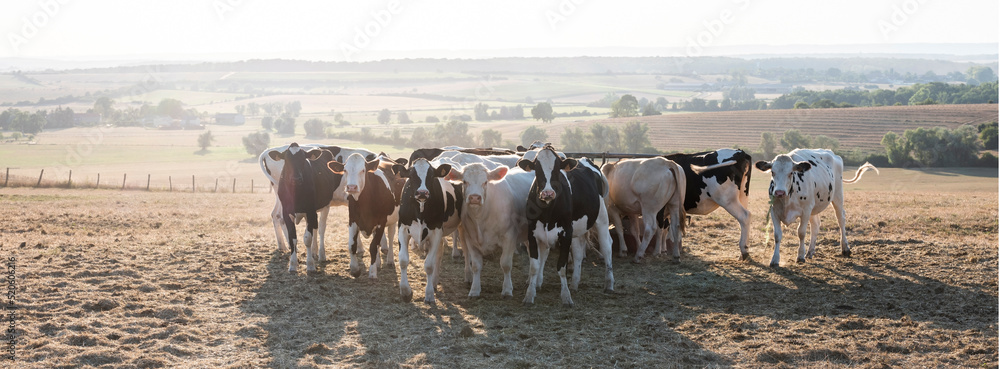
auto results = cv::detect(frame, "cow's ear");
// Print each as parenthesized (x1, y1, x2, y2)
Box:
(445, 167, 463, 181)
(365, 154, 377, 162)
(488, 166, 508, 181)
(394, 158, 408, 166)
(391, 164, 408, 177)
(793, 161, 812, 172)
(562, 158, 578, 171)
(365, 159, 380, 171)
(268, 150, 284, 161)
(328, 161, 345, 174)
(435, 164, 452, 178)
(754, 161, 772, 172)
(516, 159, 533, 172)
(516, 145, 527, 152)
(306, 149, 325, 161)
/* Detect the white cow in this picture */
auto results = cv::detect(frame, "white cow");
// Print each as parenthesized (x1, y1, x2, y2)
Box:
(447, 163, 534, 299)
(602, 157, 687, 262)
(755, 149, 878, 267)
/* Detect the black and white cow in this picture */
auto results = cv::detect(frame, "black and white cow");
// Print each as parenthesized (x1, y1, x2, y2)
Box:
(755, 149, 878, 267)
(664, 149, 753, 260)
(517, 147, 614, 306)
(394, 158, 464, 303)
(260, 144, 376, 259)
(268, 143, 342, 272)
(327, 153, 401, 279)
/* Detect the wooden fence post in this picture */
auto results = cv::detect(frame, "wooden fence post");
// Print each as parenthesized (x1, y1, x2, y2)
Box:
(251, 179, 254, 194)
(214, 178, 219, 193)
(122, 173, 127, 190)
(192, 175, 195, 193)
(68, 170, 72, 188)
(232, 178, 236, 193)
(4, 168, 8, 187)
(96, 173, 100, 189)
(147, 174, 151, 191)
(169, 176, 172, 192)
(36, 169, 44, 187)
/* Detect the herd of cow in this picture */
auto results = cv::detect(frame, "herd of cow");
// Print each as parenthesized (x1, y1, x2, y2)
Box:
(260, 142, 878, 305)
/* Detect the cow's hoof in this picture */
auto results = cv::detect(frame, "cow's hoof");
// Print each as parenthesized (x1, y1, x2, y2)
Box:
(501, 293, 513, 300)
(423, 297, 435, 305)
(562, 301, 574, 308)
(842, 250, 852, 258)
(671, 256, 680, 263)
(468, 294, 480, 300)
(604, 288, 615, 294)
(350, 269, 362, 279)
(401, 291, 413, 302)
(796, 257, 805, 263)
(769, 261, 779, 268)
(630, 258, 642, 265)
(739, 252, 750, 261)
(522, 301, 534, 306)
(288, 267, 297, 273)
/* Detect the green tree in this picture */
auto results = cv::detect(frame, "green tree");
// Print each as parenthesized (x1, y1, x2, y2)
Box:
(432, 120, 474, 147)
(641, 102, 661, 116)
(397, 111, 413, 124)
(780, 129, 812, 150)
(480, 129, 502, 147)
(93, 96, 115, 121)
(197, 130, 215, 151)
(560, 127, 589, 151)
(530, 103, 554, 123)
(588, 123, 621, 152)
(474, 103, 490, 121)
(520, 125, 549, 146)
(622, 121, 652, 152)
(610, 94, 639, 118)
(813, 135, 839, 151)
(881, 131, 909, 166)
(377, 108, 391, 124)
(410, 127, 428, 146)
(303, 119, 330, 138)
(285, 101, 302, 117)
(967, 66, 997, 84)
(235, 105, 246, 115)
(242, 131, 270, 156)
(261, 116, 274, 131)
(793, 101, 810, 109)
(979, 121, 998, 150)
(760, 132, 778, 158)
(157, 98, 185, 118)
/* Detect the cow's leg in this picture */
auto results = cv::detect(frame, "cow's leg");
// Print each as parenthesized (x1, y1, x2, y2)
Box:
(557, 232, 574, 307)
(668, 204, 683, 262)
(271, 196, 287, 252)
(536, 237, 551, 290)
(316, 206, 330, 262)
(833, 195, 851, 257)
(769, 210, 783, 268)
(500, 235, 516, 299)
(424, 229, 445, 304)
(523, 233, 541, 305)
(348, 223, 363, 278)
(719, 199, 751, 261)
(382, 220, 396, 268)
(451, 231, 463, 259)
(597, 204, 615, 292)
(607, 205, 628, 258)
(633, 211, 659, 263)
(459, 227, 472, 284)
(367, 225, 385, 279)
(398, 225, 413, 302)
(807, 214, 821, 259)
(796, 216, 808, 263)
(467, 236, 484, 298)
(569, 237, 584, 291)
(304, 211, 318, 272)
(284, 212, 298, 272)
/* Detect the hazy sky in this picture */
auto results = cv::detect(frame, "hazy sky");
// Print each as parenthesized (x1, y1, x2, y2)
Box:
(1, 0, 997, 61)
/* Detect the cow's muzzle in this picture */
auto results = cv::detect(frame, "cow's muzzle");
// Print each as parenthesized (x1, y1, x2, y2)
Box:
(539, 190, 556, 202)
(346, 184, 359, 194)
(773, 190, 786, 198)
(468, 194, 482, 205)
(415, 189, 429, 201)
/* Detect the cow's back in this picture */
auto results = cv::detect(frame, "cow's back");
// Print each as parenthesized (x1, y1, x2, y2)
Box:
(666, 149, 751, 213)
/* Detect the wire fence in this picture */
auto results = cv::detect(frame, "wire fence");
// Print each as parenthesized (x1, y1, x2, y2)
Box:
(0, 167, 271, 194)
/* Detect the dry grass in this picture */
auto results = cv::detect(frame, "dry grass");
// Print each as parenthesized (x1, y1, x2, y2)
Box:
(2, 175, 996, 368)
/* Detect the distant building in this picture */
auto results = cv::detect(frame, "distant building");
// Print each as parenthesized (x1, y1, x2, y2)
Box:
(214, 113, 245, 125)
(73, 113, 102, 126)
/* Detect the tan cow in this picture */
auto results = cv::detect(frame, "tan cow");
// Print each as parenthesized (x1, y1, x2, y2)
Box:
(602, 157, 687, 263)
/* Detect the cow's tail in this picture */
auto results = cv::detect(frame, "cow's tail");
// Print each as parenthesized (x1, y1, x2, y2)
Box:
(670, 161, 687, 236)
(690, 159, 738, 175)
(843, 162, 879, 184)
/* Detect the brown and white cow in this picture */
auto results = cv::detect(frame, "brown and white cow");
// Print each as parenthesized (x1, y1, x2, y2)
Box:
(602, 157, 687, 262)
(755, 149, 878, 267)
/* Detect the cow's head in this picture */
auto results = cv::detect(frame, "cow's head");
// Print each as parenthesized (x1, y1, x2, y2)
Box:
(327, 153, 380, 201)
(447, 163, 508, 209)
(394, 158, 452, 204)
(517, 147, 576, 204)
(755, 155, 812, 198)
(269, 143, 324, 187)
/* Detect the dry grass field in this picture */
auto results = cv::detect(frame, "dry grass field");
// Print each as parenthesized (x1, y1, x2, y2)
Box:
(2, 166, 996, 368)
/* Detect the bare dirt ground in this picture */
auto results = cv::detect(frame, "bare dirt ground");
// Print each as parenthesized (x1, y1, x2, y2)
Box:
(2, 178, 997, 368)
